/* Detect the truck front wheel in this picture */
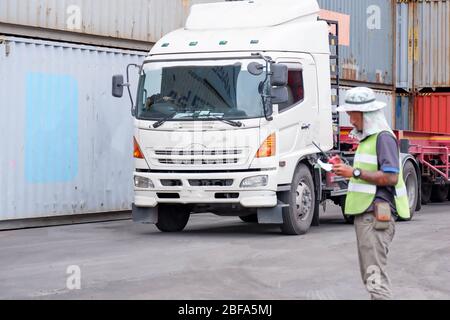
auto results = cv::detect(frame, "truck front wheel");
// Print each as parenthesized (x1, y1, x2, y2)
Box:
(156, 204, 191, 232)
(281, 164, 315, 235)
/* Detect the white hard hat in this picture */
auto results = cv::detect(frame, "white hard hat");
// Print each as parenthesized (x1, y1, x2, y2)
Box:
(336, 87, 386, 112)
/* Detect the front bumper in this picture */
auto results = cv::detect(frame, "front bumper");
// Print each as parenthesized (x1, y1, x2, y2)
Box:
(134, 170, 278, 208)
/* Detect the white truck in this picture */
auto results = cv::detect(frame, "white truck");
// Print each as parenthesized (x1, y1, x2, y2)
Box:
(112, 0, 420, 235)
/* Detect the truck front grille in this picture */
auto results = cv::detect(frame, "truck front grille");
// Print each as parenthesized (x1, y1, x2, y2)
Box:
(188, 179, 234, 187)
(158, 159, 239, 165)
(152, 148, 246, 167)
(155, 150, 242, 156)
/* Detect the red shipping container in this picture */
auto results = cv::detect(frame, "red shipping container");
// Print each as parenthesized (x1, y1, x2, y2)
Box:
(414, 93, 450, 134)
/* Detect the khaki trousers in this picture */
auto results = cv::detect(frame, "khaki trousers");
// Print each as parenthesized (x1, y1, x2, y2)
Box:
(354, 212, 396, 300)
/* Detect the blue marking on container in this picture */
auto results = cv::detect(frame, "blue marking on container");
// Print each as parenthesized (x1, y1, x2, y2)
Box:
(395, 95, 410, 130)
(25, 73, 78, 183)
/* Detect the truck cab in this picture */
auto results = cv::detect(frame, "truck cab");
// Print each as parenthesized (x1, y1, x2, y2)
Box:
(113, 0, 335, 235)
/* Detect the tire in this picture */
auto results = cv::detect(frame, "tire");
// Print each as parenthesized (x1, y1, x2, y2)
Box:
(280, 164, 315, 235)
(155, 204, 190, 232)
(339, 196, 354, 225)
(400, 161, 418, 221)
(421, 183, 432, 205)
(448, 187, 450, 201)
(431, 184, 449, 203)
(239, 214, 258, 223)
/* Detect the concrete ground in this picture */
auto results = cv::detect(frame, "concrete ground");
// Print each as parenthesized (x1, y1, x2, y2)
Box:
(0, 202, 449, 300)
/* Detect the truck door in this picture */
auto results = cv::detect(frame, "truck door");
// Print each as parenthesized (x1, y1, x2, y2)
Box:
(273, 57, 319, 166)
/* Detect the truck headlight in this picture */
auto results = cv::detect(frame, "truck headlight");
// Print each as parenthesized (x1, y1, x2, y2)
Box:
(134, 176, 154, 189)
(240, 175, 268, 188)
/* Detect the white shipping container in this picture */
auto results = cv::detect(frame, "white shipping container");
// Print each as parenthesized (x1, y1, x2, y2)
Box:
(0, 0, 222, 47)
(0, 36, 146, 221)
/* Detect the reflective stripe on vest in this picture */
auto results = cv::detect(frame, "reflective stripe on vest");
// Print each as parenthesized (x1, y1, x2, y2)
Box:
(354, 154, 378, 165)
(348, 183, 377, 194)
(345, 132, 411, 219)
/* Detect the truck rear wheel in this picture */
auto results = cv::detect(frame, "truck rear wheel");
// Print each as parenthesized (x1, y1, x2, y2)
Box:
(281, 164, 315, 235)
(401, 161, 418, 221)
(431, 185, 449, 203)
(155, 204, 191, 232)
(421, 184, 432, 204)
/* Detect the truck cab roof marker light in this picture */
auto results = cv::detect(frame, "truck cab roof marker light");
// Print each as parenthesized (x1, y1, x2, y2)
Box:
(161, 43, 170, 47)
(219, 41, 228, 45)
(250, 40, 259, 44)
(189, 41, 198, 46)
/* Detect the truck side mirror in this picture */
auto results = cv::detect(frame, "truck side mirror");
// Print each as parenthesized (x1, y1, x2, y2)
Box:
(271, 87, 289, 104)
(270, 63, 288, 86)
(112, 75, 124, 98)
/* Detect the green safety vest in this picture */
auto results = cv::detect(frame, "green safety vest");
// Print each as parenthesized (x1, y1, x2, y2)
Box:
(345, 132, 410, 219)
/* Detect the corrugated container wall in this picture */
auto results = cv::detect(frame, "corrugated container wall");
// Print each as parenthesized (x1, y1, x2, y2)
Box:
(0, 0, 221, 49)
(414, 0, 450, 90)
(0, 36, 146, 221)
(396, 0, 450, 90)
(318, 0, 395, 87)
(414, 93, 450, 134)
(335, 87, 395, 128)
(396, 2, 413, 90)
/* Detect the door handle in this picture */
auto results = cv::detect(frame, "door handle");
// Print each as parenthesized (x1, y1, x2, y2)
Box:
(301, 123, 311, 130)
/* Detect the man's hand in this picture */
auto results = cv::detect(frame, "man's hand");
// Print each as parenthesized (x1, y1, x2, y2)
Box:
(333, 163, 354, 178)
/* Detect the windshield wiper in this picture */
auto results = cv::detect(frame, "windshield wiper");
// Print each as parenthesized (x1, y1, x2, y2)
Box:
(204, 115, 243, 127)
(152, 112, 177, 128)
(153, 112, 242, 129)
(192, 110, 243, 128)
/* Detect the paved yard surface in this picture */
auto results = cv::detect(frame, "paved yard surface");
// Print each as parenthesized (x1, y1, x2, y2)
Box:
(1, 203, 449, 300)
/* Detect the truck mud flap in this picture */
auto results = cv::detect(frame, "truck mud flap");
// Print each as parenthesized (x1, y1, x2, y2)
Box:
(132, 204, 158, 224)
(257, 201, 289, 224)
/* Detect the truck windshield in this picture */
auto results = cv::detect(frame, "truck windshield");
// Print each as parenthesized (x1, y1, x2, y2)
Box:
(136, 60, 266, 121)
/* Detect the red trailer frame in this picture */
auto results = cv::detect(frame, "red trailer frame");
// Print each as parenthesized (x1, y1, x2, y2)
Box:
(339, 126, 450, 183)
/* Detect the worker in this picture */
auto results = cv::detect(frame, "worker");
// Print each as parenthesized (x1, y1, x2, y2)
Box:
(332, 87, 410, 300)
